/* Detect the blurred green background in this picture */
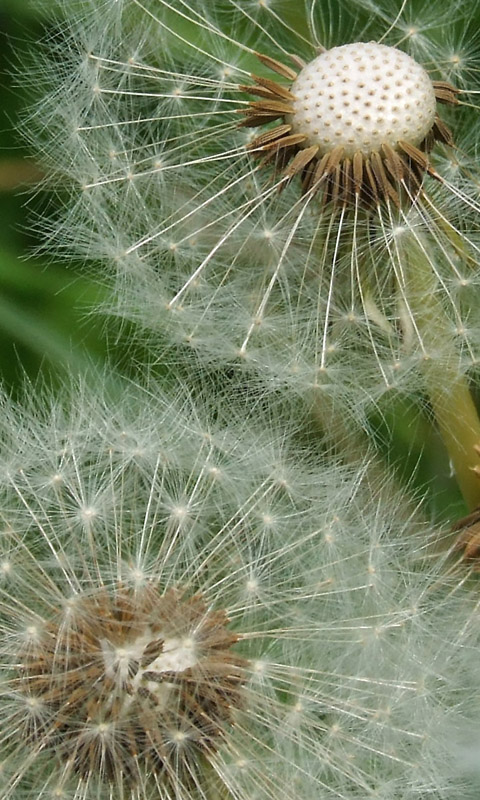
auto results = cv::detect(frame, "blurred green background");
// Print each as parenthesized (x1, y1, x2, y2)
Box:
(0, 0, 468, 518)
(0, 0, 110, 393)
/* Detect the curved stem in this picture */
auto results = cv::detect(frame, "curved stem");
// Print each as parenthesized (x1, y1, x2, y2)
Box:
(308, 389, 424, 526)
(404, 238, 480, 510)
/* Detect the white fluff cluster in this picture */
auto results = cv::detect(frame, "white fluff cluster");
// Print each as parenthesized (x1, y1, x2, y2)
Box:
(0, 378, 479, 799)
(11, 2, 480, 799)
(23, 0, 480, 410)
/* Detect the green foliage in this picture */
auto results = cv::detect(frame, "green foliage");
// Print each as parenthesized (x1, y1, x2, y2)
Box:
(0, 0, 109, 390)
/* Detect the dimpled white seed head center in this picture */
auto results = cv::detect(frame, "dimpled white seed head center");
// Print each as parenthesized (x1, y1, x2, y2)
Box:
(289, 42, 437, 158)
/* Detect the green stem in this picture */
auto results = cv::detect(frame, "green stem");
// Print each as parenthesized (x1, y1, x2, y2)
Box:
(308, 389, 423, 525)
(430, 380, 480, 509)
(404, 238, 480, 510)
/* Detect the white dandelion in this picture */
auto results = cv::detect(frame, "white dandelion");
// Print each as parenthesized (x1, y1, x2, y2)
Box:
(1, 375, 480, 799)
(25, 0, 480, 502)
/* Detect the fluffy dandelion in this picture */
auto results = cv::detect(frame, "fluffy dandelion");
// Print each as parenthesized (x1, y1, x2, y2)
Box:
(1, 375, 480, 799)
(27, 0, 480, 506)
(25, 0, 479, 379)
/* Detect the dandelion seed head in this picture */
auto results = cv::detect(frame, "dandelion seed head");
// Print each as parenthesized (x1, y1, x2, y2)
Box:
(14, 584, 244, 788)
(0, 372, 479, 796)
(32, 0, 479, 412)
(288, 43, 436, 158)
(28, 1, 480, 414)
(243, 41, 458, 212)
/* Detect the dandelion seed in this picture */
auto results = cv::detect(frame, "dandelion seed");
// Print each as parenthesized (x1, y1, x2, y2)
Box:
(27, 0, 480, 407)
(26, 0, 480, 505)
(1, 376, 480, 798)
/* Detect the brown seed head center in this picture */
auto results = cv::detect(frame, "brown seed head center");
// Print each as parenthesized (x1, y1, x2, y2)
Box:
(16, 586, 246, 788)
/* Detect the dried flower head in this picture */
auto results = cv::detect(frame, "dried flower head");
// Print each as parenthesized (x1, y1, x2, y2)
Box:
(15, 584, 244, 790)
(1, 376, 480, 799)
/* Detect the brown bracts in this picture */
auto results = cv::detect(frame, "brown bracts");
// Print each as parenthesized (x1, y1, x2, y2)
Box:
(239, 44, 459, 210)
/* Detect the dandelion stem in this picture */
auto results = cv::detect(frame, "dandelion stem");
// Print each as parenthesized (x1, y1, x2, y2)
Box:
(430, 379, 480, 508)
(405, 240, 480, 510)
(309, 390, 417, 520)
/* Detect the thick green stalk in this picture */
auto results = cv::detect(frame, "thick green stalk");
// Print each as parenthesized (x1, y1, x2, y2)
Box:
(404, 238, 480, 510)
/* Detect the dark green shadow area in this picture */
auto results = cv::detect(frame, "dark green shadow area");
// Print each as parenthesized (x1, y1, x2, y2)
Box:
(0, 0, 146, 393)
